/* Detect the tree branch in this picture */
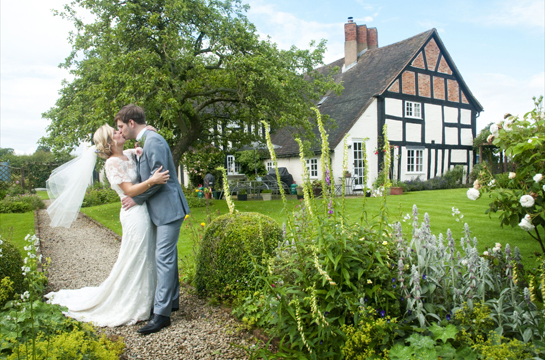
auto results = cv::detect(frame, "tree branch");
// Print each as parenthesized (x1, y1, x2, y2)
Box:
(195, 97, 239, 112)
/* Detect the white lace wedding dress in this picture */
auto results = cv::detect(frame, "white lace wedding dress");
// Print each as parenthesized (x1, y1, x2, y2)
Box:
(46, 150, 156, 327)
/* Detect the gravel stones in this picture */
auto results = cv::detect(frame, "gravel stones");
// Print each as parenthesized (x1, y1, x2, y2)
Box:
(37, 206, 253, 359)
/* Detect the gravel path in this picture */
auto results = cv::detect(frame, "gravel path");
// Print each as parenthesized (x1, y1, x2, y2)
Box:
(37, 203, 253, 359)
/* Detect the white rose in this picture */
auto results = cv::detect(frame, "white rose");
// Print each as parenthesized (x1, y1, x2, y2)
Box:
(493, 246, 500, 253)
(509, 172, 516, 179)
(483, 251, 490, 256)
(490, 124, 499, 137)
(495, 242, 502, 248)
(487, 135, 494, 143)
(488, 179, 496, 187)
(533, 174, 543, 183)
(467, 188, 480, 201)
(520, 195, 535, 208)
(519, 215, 535, 232)
(504, 119, 513, 131)
(473, 179, 481, 189)
(543, 184, 545, 192)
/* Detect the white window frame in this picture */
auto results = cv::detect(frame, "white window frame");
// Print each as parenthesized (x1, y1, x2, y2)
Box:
(226, 155, 240, 175)
(306, 158, 319, 179)
(266, 161, 274, 172)
(405, 101, 422, 119)
(406, 148, 424, 173)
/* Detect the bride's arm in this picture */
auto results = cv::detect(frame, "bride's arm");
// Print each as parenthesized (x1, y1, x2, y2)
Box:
(118, 166, 169, 198)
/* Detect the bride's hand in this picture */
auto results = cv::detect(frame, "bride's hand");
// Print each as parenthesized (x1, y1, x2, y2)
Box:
(146, 125, 157, 132)
(149, 166, 169, 185)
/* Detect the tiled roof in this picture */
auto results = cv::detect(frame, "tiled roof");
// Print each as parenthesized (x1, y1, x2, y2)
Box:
(271, 29, 435, 157)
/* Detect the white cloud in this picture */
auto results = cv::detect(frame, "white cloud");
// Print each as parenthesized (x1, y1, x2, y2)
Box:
(476, 0, 544, 28)
(469, 71, 545, 132)
(246, 0, 379, 63)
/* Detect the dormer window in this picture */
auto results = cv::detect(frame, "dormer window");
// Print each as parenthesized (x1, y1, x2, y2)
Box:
(405, 101, 421, 119)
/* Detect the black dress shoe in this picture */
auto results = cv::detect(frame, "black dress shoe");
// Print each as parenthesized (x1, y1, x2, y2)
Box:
(137, 315, 171, 335)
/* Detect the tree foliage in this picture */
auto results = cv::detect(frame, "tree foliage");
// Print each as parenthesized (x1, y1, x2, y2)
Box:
(41, 0, 342, 165)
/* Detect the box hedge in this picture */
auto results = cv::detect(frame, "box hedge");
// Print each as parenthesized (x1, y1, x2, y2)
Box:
(194, 212, 282, 299)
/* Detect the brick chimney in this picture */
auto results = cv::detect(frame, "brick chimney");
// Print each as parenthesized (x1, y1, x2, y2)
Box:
(357, 25, 367, 54)
(367, 27, 378, 49)
(344, 17, 357, 67)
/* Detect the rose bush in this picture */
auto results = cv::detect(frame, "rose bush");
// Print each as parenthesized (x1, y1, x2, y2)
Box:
(467, 96, 545, 254)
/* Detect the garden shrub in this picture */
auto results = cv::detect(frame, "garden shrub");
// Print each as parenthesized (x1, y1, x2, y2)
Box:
(81, 184, 120, 207)
(341, 306, 398, 359)
(0, 238, 25, 307)
(0, 194, 44, 213)
(194, 212, 282, 300)
(5, 322, 125, 360)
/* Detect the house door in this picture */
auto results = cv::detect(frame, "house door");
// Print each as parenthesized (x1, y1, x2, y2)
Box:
(353, 140, 365, 190)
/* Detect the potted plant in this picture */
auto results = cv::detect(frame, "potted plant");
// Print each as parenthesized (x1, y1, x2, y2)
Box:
(203, 187, 213, 199)
(296, 186, 304, 200)
(261, 189, 272, 201)
(343, 170, 352, 178)
(237, 188, 247, 201)
(311, 179, 322, 197)
(390, 180, 404, 195)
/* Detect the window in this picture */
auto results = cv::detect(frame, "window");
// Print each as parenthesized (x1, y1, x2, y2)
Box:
(266, 161, 274, 171)
(405, 101, 421, 119)
(406, 149, 424, 173)
(306, 158, 318, 178)
(226, 155, 240, 175)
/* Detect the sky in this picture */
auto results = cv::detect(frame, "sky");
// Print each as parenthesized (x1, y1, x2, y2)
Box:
(1, 0, 544, 155)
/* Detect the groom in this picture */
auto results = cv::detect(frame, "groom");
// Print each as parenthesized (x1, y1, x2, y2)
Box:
(115, 104, 190, 335)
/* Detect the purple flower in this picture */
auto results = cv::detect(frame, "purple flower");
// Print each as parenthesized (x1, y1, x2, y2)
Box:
(446, 314, 451, 321)
(380, 310, 385, 317)
(324, 311, 329, 317)
(422, 274, 427, 280)
(401, 297, 404, 301)
(325, 168, 331, 186)
(393, 285, 396, 289)
(392, 278, 396, 282)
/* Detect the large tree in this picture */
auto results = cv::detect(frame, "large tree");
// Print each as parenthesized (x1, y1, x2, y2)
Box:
(41, 0, 342, 164)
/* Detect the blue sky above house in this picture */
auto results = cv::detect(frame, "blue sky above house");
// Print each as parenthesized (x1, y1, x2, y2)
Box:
(1, 0, 543, 154)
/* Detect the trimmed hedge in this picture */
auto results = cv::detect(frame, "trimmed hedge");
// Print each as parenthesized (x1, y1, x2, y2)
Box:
(194, 212, 282, 300)
(0, 238, 25, 307)
(0, 193, 45, 213)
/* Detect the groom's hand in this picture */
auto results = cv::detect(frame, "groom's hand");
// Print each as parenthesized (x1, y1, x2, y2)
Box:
(122, 196, 137, 210)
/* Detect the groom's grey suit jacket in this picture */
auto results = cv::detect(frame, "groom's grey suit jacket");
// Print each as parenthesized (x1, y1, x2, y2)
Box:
(132, 130, 189, 225)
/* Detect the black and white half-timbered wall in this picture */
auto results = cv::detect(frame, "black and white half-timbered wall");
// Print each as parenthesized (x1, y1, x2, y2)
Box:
(270, 17, 483, 189)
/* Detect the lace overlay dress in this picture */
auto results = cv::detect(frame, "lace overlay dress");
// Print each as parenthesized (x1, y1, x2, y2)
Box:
(46, 150, 156, 327)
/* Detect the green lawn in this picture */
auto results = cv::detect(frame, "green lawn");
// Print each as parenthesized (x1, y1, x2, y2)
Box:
(81, 189, 544, 269)
(36, 190, 49, 200)
(0, 212, 36, 256)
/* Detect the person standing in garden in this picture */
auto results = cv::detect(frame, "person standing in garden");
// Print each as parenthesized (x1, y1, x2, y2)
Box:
(116, 104, 190, 335)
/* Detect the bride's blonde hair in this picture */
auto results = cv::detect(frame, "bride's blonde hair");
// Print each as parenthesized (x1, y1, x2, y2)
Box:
(93, 124, 117, 159)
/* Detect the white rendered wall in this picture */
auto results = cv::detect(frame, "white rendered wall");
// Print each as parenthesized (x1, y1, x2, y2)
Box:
(429, 149, 435, 178)
(445, 127, 458, 145)
(444, 106, 458, 123)
(272, 157, 311, 186)
(406, 123, 422, 143)
(461, 128, 473, 146)
(451, 149, 467, 163)
(386, 119, 403, 141)
(437, 149, 443, 175)
(385, 98, 403, 117)
(460, 109, 472, 125)
(425, 104, 442, 144)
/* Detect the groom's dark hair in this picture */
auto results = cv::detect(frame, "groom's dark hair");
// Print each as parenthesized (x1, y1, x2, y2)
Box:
(115, 104, 146, 125)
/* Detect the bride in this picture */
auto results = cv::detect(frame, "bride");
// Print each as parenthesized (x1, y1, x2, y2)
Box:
(45, 124, 169, 327)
